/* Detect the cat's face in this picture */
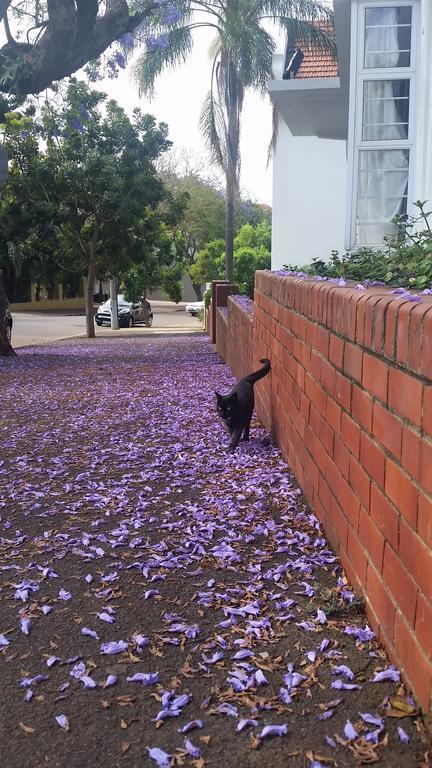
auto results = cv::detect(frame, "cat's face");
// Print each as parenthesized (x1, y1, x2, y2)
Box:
(215, 392, 238, 422)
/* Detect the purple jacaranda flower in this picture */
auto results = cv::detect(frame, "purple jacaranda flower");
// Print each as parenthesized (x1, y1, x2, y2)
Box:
(70, 117, 85, 134)
(41, 605, 52, 615)
(306, 651, 317, 663)
(344, 720, 357, 740)
(24, 689, 33, 702)
(359, 713, 383, 728)
(216, 703, 238, 717)
(154, 709, 181, 722)
(96, 612, 115, 624)
(316, 609, 327, 624)
(258, 724, 288, 739)
(21, 675, 49, 688)
(344, 625, 375, 643)
(397, 726, 410, 743)
(184, 738, 201, 758)
(100, 640, 128, 654)
(233, 649, 254, 660)
(279, 688, 292, 705)
(255, 670, 268, 686)
(20, 617, 31, 635)
(47, 655, 61, 668)
(126, 672, 158, 685)
(171, 694, 190, 710)
(80, 675, 97, 689)
(147, 747, 171, 767)
(300, 581, 315, 597)
(283, 666, 307, 690)
(104, 674, 117, 688)
(132, 634, 149, 648)
(113, 51, 126, 69)
(318, 638, 330, 652)
(202, 651, 224, 664)
(58, 589, 71, 601)
(237, 718, 259, 732)
(81, 627, 99, 640)
(355, 283, 366, 290)
(178, 720, 203, 733)
(326, 735, 337, 747)
(69, 662, 86, 680)
(79, 105, 91, 121)
(85, 574, 93, 583)
(143, 589, 159, 599)
(296, 620, 315, 632)
(55, 714, 69, 731)
(119, 33, 135, 48)
(332, 664, 355, 680)
(0, 634, 9, 647)
(331, 679, 362, 691)
(371, 666, 400, 683)
(318, 709, 334, 720)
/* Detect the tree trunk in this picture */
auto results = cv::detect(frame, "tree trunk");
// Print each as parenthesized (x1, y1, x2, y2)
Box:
(192, 283, 203, 301)
(225, 173, 235, 282)
(85, 246, 97, 339)
(0, 269, 16, 357)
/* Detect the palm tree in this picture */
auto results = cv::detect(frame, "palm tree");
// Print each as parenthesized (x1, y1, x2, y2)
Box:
(135, 0, 336, 282)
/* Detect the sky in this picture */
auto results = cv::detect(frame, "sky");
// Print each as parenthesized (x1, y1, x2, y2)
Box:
(97, 28, 278, 206)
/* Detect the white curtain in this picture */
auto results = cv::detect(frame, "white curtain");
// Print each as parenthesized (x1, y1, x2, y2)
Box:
(357, 7, 409, 245)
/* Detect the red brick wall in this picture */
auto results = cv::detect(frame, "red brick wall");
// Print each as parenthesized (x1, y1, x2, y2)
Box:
(216, 296, 253, 380)
(218, 272, 432, 714)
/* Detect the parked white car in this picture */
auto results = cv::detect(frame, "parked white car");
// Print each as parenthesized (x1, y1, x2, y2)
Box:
(185, 301, 204, 317)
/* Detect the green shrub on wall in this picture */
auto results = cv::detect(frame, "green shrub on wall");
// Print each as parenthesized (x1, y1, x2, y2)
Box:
(285, 201, 432, 290)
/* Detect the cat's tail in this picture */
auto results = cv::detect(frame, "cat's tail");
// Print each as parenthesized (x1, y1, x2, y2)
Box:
(244, 358, 271, 385)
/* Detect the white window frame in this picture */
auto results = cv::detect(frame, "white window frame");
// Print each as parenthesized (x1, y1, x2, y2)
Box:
(345, 0, 419, 249)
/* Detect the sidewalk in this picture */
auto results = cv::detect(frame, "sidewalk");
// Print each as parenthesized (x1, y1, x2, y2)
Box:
(0, 335, 429, 767)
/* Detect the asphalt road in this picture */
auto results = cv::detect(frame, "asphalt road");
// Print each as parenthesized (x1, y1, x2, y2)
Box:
(11, 301, 202, 348)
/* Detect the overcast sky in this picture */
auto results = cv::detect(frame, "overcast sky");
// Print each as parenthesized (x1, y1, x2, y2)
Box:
(98, 28, 279, 206)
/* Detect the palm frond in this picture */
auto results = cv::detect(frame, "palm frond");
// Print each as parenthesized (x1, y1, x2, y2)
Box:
(267, 102, 279, 166)
(133, 26, 194, 98)
(199, 89, 227, 172)
(258, 0, 334, 24)
(278, 16, 336, 57)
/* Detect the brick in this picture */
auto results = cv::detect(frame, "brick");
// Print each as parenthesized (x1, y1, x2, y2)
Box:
(341, 413, 361, 458)
(419, 438, 432, 495)
(421, 308, 432, 379)
(383, 542, 418, 626)
(415, 591, 432, 659)
(344, 341, 363, 382)
(347, 529, 368, 588)
(326, 398, 342, 433)
(366, 564, 395, 641)
(423, 385, 432, 437)
(372, 297, 394, 355)
(372, 401, 402, 459)
(315, 325, 330, 356)
(359, 507, 385, 571)
(388, 367, 423, 427)
(321, 358, 336, 394)
(396, 302, 417, 367)
(400, 519, 432, 602)
(334, 371, 352, 411)
(385, 458, 418, 526)
(370, 484, 399, 549)
(394, 612, 432, 713)
(334, 435, 350, 480)
(329, 334, 344, 369)
(319, 415, 334, 458)
(417, 491, 432, 549)
(362, 353, 389, 403)
(360, 433, 386, 489)
(350, 458, 371, 510)
(407, 304, 432, 373)
(383, 301, 399, 360)
(401, 426, 421, 481)
(352, 385, 373, 433)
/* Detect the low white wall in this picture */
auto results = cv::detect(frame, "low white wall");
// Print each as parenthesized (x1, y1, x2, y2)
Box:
(271, 119, 347, 269)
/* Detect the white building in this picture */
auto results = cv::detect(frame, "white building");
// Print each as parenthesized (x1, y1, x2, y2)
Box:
(269, 0, 432, 269)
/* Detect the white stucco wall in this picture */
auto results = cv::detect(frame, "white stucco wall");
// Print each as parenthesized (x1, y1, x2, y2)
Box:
(271, 119, 347, 270)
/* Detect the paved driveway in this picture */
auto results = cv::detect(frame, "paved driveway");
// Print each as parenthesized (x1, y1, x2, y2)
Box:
(11, 302, 201, 348)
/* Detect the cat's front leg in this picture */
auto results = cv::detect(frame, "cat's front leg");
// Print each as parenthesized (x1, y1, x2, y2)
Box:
(242, 425, 250, 441)
(228, 427, 243, 453)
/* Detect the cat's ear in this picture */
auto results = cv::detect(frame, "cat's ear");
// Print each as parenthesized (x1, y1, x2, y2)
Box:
(215, 391, 223, 402)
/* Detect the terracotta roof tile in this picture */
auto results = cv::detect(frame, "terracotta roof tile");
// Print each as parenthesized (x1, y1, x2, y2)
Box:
(289, 20, 338, 79)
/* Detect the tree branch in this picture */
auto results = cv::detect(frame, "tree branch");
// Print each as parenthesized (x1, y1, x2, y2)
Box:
(0, 1, 158, 96)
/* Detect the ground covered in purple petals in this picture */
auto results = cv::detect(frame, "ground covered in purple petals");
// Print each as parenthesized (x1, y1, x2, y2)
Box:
(0, 335, 430, 768)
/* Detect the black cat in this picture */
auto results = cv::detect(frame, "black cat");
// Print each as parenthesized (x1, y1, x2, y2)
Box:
(216, 359, 271, 452)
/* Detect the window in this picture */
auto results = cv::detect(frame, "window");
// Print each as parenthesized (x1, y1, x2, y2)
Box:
(350, 2, 416, 247)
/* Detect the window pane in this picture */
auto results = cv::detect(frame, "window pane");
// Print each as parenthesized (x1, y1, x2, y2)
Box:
(362, 79, 410, 140)
(364, 6, 412, 68)
(356, 149, 409, 245)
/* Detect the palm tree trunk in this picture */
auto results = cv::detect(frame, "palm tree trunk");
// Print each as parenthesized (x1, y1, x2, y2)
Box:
(225, 172, 235, 282)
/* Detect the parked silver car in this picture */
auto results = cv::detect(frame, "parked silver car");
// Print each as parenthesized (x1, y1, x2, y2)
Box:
(95, 295, 153, 328)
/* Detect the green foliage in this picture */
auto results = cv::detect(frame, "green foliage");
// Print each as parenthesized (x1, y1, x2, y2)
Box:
(189, 220, 271, 297)
(284, 201, 432, 290)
